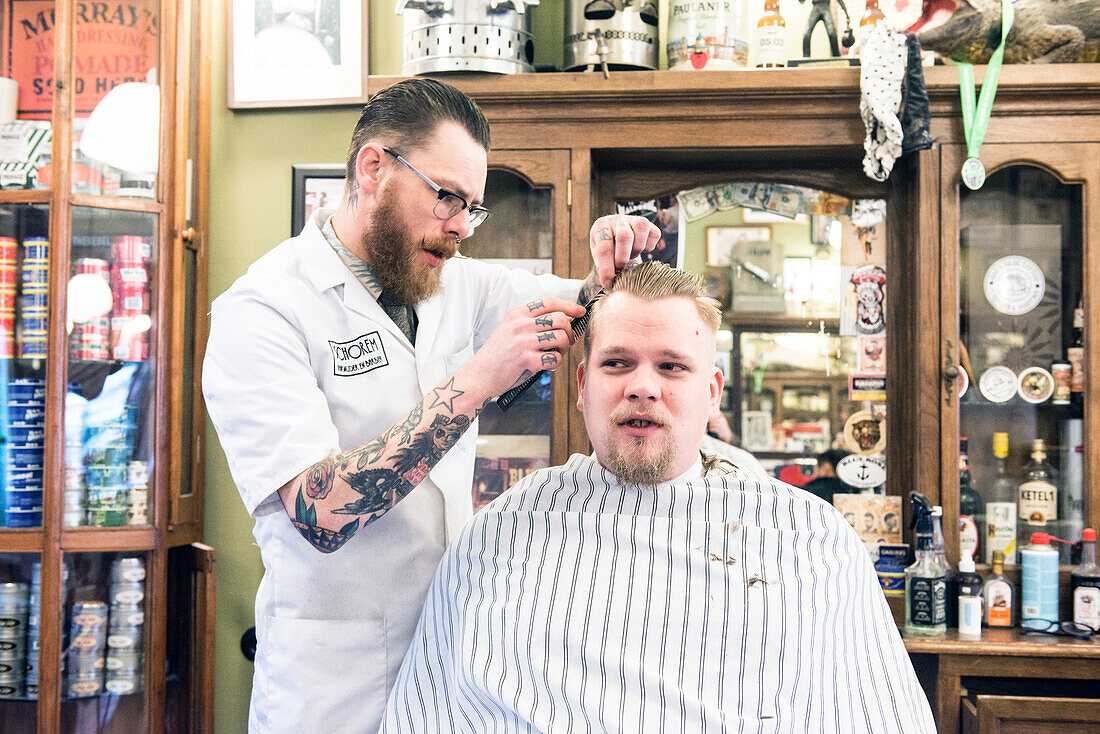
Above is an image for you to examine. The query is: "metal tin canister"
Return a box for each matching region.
[103,649,142,671]
[0,583,29,633]
[0,672,24,698]
[110,581,144,606]
[110,236,152,264]
[74,258,110,278]
[110,558,146,584]
[70,601,108,631]
[104,673,142,695]
[21,237,49,261]
[8,378,46,401]
[109,606,144,627]
[66,673,103,697]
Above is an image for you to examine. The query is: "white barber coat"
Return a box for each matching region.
[202,209,578,734]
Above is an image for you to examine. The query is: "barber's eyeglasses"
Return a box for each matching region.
[383,147,491,229]
[1020,619,1097,640]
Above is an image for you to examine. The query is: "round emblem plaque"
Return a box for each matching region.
[983,255,1045,316]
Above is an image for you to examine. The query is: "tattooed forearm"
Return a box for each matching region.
[291,490,361,554]
[427,377,464,413]
[282,372,485,553]
[305,457,337,499]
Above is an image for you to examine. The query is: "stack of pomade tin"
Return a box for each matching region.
[102,557,144,694]
[0,581,29,698]
[67,599,108,697]
[66,557,145,697]
[109,236,151,362]
[83,411,136,527]
[4,377,46,527]
[0,237,15,357]
[18,237,48,359]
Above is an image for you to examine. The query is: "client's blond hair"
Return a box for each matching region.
[582,262,722,358]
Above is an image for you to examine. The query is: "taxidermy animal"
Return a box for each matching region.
[910,0,1100,63]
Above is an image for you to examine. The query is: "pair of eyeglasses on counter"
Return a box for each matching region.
[1020,619,1098,640]
[383,146,491,229]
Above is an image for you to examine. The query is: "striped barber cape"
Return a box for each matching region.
[381,453,935,733]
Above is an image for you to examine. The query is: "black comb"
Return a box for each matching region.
[496,305,594,412]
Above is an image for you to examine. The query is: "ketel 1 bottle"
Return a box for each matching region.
[906,492,948,636]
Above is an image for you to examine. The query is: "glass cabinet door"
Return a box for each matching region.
[457,151,570,510]
[944,144,1091,565]
[59,552,148,733]
[0,204,50,530]
[0,553,40,733]
[65,208,156,529]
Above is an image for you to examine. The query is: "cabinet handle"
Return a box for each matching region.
[181,227,196,243]
[943,362,959,405]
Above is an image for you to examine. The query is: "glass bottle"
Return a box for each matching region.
[1018,439,1058,556]
[755,0,786,68]
[956,555,984,637]
[860,0,886,27]
[983,550,1015,627]
[905,500,948,636]
[985,432,1019,564]
[1071,528,1100,630]
[1067,299,1084,410]
[958,437,984,560]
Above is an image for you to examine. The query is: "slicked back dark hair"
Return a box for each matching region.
[344,78,491,192]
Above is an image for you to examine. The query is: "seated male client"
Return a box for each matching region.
[381,261,934,733]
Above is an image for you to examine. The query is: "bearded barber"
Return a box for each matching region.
[202,77,658,734]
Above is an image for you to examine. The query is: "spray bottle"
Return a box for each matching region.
[1020,532,1065,630]
[906,492,948,635]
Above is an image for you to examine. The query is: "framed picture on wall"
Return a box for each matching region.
[291,164,344,235]
[228,0,369,108]
[705,226,771,266]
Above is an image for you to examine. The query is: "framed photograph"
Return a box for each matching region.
[228,0,369,109]
[705,225,770,266]
[741,410,773,451]
[291,164,344,235]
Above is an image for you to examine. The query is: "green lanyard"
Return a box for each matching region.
[957,0,1014,190]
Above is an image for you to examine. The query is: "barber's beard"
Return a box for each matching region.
[603,407,676,487]
[362,192,458,306]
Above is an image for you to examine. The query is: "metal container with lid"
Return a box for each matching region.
[398,0,538,75]
[564,0,658,71]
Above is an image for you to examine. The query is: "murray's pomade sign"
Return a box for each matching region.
[4,0,158,118]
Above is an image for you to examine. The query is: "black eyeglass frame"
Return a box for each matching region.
[382,146,490,229]
[1020,619,1097,640]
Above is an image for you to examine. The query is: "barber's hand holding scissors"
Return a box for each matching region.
[588,214,662,289]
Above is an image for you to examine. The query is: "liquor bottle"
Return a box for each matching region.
[1017,439,1058,553]
[755,0,786,68]
[860,0,885,27]
[983,550,1015,627]
[958,438,984,560]
[1071,528,1100,630]
[1067,299,1084,410]
[906,492,948,636]
[985,432,1018,564]
[956,555,983,637]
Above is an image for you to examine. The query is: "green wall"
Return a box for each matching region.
[204,1,846,731]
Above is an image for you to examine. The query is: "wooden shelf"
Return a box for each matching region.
[904,628,1100,658]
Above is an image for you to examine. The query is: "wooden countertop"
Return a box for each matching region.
[903,628,1100,657]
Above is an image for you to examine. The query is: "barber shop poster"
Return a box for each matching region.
[3,0,159,118]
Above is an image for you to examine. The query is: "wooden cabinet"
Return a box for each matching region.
[0,0,212,729]
[368,64,1100,730]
